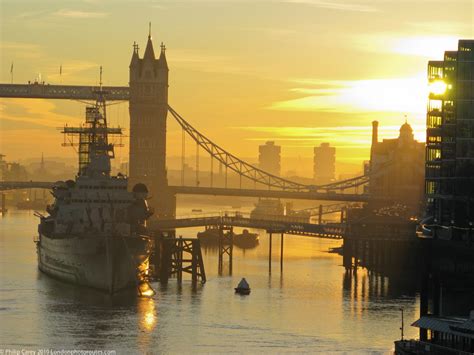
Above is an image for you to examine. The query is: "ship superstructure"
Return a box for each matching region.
[36,87,153,293]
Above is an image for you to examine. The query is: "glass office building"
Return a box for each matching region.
[426,40,474,239]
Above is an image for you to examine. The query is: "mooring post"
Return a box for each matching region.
[318,205,323,224]
[343,237,352,270]
[269,231,272,274]
[218,225,223,274]
[280,232,284,272]
[191,243,198,286]
[353,239,359,270]
[229,226,234,275]
[177,237,183,283]
[160,238,170,284]
[1,193,5,215]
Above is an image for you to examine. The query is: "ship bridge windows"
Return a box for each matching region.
[70,198,131,203]
[77,185,127,190]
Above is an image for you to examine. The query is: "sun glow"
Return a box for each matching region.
[271,74,429,115]
[429,80,448,95]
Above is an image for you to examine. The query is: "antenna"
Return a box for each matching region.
[99,66,103,89]
[148,22,152,38]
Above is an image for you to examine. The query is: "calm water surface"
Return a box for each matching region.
[0,207,420,353]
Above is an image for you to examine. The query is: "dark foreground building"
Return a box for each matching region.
[426,39,474,239]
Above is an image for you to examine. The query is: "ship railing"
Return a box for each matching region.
[396,339,473,355]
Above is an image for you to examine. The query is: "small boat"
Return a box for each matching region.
[197,228,234,245]
[234,229,259,249]
[192,209,203,212]
[197,228,220,244]
[235,278,251,295]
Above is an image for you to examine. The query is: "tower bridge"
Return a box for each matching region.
[0,30,377,219]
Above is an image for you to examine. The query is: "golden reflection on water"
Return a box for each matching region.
[138,297,157,332]
[137,296,157,352]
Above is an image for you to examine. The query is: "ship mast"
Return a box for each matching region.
[61,67,123,177]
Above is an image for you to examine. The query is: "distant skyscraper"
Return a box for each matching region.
[259,141,281,176]
[314,143,335,184]
[426,39,474,239]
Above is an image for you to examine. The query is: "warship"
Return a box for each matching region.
[35,89,153,293]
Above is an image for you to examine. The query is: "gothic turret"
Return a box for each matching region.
[128,27,174,219]
[157,42,169,85]
[143,34,156,62]
[129,42,140,82]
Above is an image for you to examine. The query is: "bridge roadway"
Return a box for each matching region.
[0,181,369,203]
[0,83,129,100]
[170,185,369,202]
[151,213,344,239]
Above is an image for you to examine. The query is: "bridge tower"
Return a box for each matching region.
[129,29,176,218]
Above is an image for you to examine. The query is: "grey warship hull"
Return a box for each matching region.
[37,233,152,293]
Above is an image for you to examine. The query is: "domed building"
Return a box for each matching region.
[368,120,425,215]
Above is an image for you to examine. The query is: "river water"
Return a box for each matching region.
[0,206,420,353]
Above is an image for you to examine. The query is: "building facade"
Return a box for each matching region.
[129,32,175,218]
[258,141,281,176]
[426,39,474,239]
[369,121,425,215]
[313,143,335,185]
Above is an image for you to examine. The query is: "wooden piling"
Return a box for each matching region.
[217,225,233,275]
[156,236,206,285]
[280,233,284,272]
[343,238,352,270]
[269,232,272,274]
[1,193,5,215]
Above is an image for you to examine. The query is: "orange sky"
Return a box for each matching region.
[1,0,473,175]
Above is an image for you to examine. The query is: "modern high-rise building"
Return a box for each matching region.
[313,143,335,184]
[426,39,474,239]
[259,141,281,176]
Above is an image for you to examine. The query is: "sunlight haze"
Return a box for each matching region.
[1,0,472,175]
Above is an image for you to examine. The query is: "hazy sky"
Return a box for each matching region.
[1,0,473,173]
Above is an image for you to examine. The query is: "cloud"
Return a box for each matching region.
[169,49,249,75]
[283,0,377,12]
[53,9,108,19]
[233,123,426,147]
[353,34,462,58]
[0,99,81,129]
[45,60,99,84]
[269,75,428,116]
[0,42,43,59]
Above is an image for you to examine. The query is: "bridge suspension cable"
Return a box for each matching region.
[168,105,386,193]
[168,106,309,192]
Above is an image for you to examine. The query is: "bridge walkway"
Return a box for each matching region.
[151,212,345,239]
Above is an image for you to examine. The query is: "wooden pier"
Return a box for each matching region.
[342,215,420,274]
[151,233,206,286]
